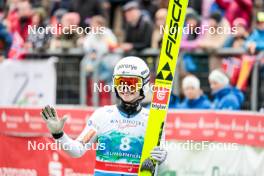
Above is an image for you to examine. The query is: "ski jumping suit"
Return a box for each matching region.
[56,105,149,176]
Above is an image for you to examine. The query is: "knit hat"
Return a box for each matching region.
[123,1,139,11]
[233,17,247,27]
[182,75,200,89]
[209,70,229,86]
[257,12,264,23]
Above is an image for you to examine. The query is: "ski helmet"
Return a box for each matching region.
[113,56,150,99]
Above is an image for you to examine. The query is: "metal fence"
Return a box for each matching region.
[26,49,83,104]
[25,48,264,111]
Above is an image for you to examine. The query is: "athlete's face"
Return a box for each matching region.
[118,88,141,103]
[114,76,142,103]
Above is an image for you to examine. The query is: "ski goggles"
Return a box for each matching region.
[113,75,143,92]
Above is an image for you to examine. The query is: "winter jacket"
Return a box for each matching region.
[178,95,211,109]
[212,85,244,110]
[0,23,12,57]
[169,93,180,109]
[124,14,153,51]
[245,29,264,52]
[216,0,253,28]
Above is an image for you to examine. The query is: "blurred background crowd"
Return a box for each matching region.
[0,0,263,111]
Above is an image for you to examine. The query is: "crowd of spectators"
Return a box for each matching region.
[0,0,263,110]
[169,70,245,110]
[0,0,262,56]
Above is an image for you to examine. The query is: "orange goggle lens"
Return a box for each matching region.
[114,76,143,92]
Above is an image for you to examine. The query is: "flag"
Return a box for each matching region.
[236,55,255,91]
[222,57,241,86]
[8,32,27,60]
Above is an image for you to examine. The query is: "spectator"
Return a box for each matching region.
[0,22,12,57]
[8,0,33,41]
[120,1,153,52]
[49,12,81,50]
[50,0,74,16]
[180,9,201,73]
[202,0,215,18]
[6,0,20,31]
[245,12,264,55]
[83,15,118,59]
[82,15,119,84]
[188,0,203,15]
[197,11,230,70]
[169,92,180,109]
[49,8,67,32]
[224,18,249,49]
[107,0,131,28]
[209,69,244,110]
[198,11,229,50]
[81,15,119,105]
[215,0,253,28]
[178,75,211,109]
[73,0,103,28]
[222,18,249,88]
[26,8,51,51]
[151,8,167,49]
[139,0,159,19]
[82,15,119,81]
[181,8,201,50]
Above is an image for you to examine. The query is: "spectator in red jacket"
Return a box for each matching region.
[7,1,33,41]
[215,0,253,28]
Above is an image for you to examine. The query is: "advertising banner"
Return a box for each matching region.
[0,59,56,106]
[0,107,264,175]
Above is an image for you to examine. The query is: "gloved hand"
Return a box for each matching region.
[150,146,167,164]
[41,105,68,134]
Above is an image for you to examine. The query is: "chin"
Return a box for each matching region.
[122,98,133,102]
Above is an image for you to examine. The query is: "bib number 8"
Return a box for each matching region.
[120,137,131,151]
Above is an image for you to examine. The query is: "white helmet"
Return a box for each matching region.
[113,56,150,94]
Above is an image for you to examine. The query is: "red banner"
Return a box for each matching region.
[1,107,264,147]
[166,110,264,147]
[0,135,95,175]
[0,107,93,137]
[0,107,264,175]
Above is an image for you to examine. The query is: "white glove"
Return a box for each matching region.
[150,146,167,164]
[41,105,68,134]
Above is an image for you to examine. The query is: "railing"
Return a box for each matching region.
[25,48,264,111]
